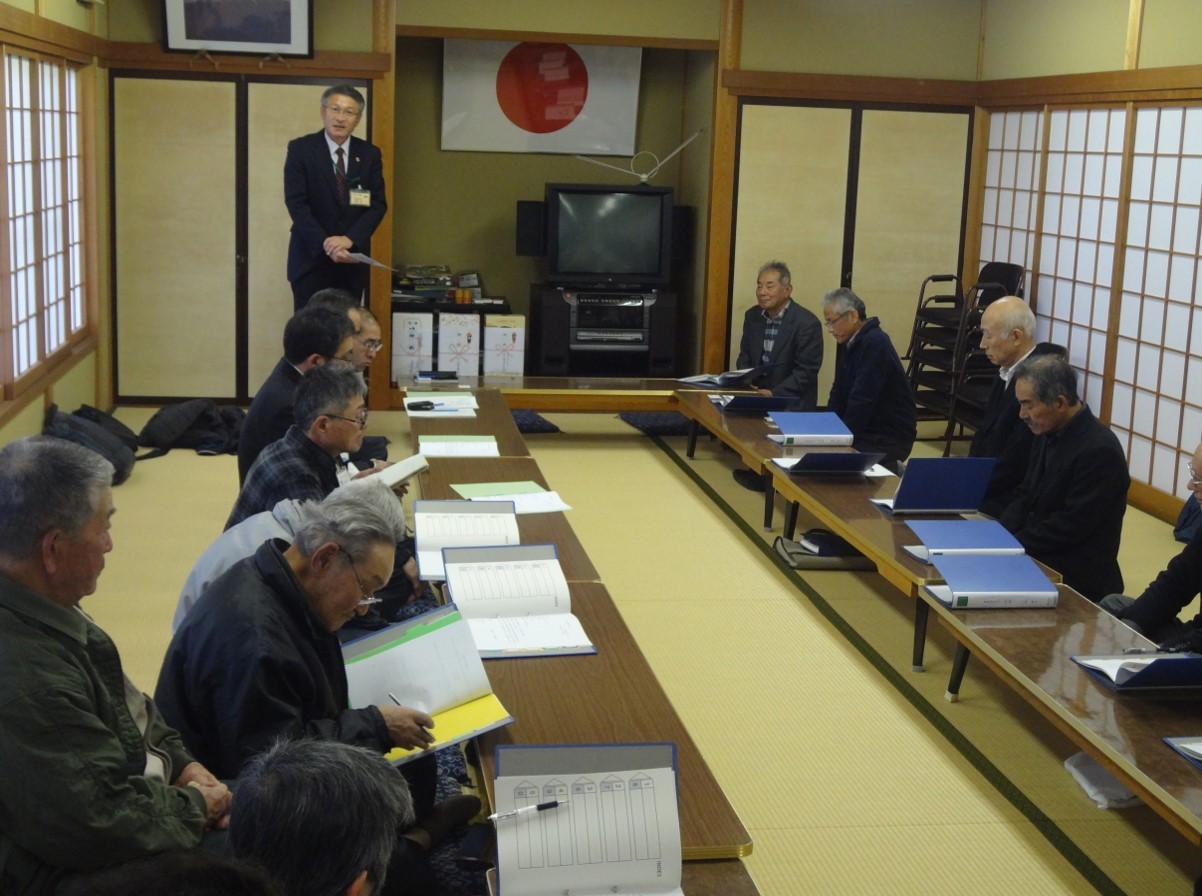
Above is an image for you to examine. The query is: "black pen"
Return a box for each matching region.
[487,800,568,822]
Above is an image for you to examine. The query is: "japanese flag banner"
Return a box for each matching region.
[441,39,642,155]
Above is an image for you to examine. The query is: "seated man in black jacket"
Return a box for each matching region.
[998,354,1129,601]
[969,296,1064,517]
[156,483,477,896]
[822,287,916,472]
[238,306,354,485]
[1100,440,1202,644]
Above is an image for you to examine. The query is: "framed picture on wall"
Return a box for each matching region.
[162,0,313,58]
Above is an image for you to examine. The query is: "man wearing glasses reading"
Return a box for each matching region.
[285,84,387,311]
[156,485,480,895]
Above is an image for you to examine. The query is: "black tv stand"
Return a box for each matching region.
[529,285,676,377]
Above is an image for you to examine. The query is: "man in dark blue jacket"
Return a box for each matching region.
[822,287,916,471]
[285,84,387,311]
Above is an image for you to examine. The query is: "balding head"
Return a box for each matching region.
[979,296,1036,369]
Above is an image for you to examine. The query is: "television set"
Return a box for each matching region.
[544,183,673,288]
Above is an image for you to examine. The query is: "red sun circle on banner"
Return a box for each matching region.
[495,42,588,134]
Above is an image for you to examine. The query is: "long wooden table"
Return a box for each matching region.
[674,389,785,530]
[476,582,752,859]
[410,391,755,869]
[922,582,1202,844]
[405,387,530,456]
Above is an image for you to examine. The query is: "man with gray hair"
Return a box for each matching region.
[231,739,415,896]
[998,354,1129,600]
[0,436,230,894]
[969,296,1065,515]
[156,483,478,893]
[821,287,916,471]
[731,261,823,490]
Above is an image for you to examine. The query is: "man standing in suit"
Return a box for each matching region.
[999,354,1129,601]
[969,296,1064,516]
[731,260,823,490]
[285,85,387,311]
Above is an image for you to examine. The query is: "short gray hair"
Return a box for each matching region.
[293,364,366,432]
[0,436,113,562]
[320,84,365,113]
[758,260,791,286]
[821,287,866,320]
[292,478,405,561]
[1013,354,1080,406]
[231,739,413,896]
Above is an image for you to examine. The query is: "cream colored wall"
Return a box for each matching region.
[392,38,698,318]
[395,0,720,42]
[1139,0,1202,69]
[980,0,1129,80]
[315,0,374,51]
[107,0,158,42]
[740,0,982,79]
[677,50,717,372]
[41,0,100,32]
[0,397,47,443]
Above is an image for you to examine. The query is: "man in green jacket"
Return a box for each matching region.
[0,436,230,894]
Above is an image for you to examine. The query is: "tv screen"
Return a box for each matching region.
[545,184,673,288]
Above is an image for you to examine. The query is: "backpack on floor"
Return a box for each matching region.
[42,404,136,485]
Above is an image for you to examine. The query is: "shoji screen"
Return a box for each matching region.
[1115,105,1202,495]
[979,109,1042,272]
[1036,107,1127,412]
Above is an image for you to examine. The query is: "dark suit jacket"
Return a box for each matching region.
[284,130,387,285]
[238,358,302,485]
[826,317,916,467]
[998,405,1129,601]
[735,300,823,409]
[971,342,1064,517]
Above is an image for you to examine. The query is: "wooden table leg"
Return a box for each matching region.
[686,420,700,458]
[784,501,799,540]
[762,476,774,531]
[912,600,929,672]
[945,644,971,702]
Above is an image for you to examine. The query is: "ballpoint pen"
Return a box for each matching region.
[487,800,568,822]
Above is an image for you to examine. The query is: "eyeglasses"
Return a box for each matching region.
[359,339,384,353]
[824,310,850,331]
[339,546,381,607]
[1189,464,1200,485]
[323,104,361,118]
[327,407,369,428]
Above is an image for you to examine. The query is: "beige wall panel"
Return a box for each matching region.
[51,352,99,417]
[247,83,328,393]
[0,398,46,444]
[108,0,159,43]
[1139,0,1202,69]
[741,0,982,79]
[730,105,850,389]
[678,50,717,372]
[315,0,374,51]
[42,0,94,31]
[851,109,969,359]
[395,0,721,42]
[114,78,236,396]
[980,0,1128,79]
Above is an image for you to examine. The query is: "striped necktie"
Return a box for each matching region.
[335,147,347,205]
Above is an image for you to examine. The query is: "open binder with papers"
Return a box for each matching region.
[490,743,683,896]
[443,543,595,658]
[1164,736,1202,772]
[1072,653,1202,691]
[342,605,514,764]
[677,362,775,388]
[413,499,519,581]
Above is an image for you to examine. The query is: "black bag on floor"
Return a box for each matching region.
[72,404,140,452]
[43,404,136,485]
[138,399,245,457]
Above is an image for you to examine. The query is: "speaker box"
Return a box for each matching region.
[647,290,677,376]
[530,286,570,375]
[515,201,546,256]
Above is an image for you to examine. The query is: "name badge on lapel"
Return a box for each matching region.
[349,188,371,207]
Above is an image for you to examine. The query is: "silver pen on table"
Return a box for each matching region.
[487,800,568,822]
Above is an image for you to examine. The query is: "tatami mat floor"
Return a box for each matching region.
[93,407,1198,895]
